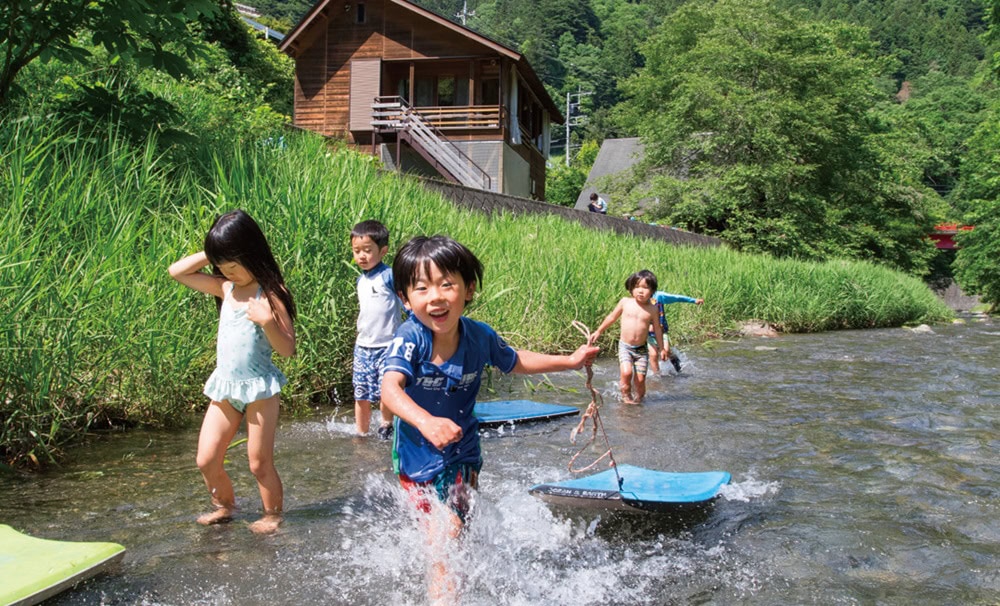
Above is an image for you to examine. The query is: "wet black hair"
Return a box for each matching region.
[625,269,658,293]
[392,235,483,298]
[204,210,296,321]
[350,220,390,248]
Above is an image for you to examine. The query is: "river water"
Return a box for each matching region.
[1,318,997,605]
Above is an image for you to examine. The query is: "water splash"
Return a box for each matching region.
[719,476,780,502]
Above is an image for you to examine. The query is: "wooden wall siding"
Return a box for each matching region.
[294,28,328,133]
[382,3,489,60]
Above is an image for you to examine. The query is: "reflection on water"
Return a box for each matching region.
[1,317,997,604]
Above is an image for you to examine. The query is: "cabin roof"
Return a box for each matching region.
[280,0,562,122]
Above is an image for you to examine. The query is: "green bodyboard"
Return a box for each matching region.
[0,524,125,606]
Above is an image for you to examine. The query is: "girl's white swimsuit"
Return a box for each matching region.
[203,284,286,411]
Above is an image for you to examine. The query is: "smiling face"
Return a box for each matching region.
[217,260,255,287]
[400,260,475,341]
[630,278,653,304]
[351,235,387,272]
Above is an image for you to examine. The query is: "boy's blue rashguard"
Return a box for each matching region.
[651,291,699,333]
[383,315,519,483]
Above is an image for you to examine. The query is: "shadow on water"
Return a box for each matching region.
[544,501,720,542]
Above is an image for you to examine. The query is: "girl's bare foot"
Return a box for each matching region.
[197,507,234,525]
[248,513,282,534]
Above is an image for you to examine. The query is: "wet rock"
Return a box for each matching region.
[908,324,934,334]
[739,320,779,338]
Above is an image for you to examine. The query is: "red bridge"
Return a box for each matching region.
[929,223,973,250]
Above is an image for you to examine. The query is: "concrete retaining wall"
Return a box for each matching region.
[420,178,722,248]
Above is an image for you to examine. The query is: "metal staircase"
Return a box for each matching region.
[372,96,493,191]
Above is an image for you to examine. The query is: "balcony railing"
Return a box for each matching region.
[386,104,502,130]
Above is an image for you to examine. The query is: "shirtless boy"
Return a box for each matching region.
[589,269,666,404]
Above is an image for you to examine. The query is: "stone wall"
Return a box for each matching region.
[420,178,722,248]
[933,279,982,312]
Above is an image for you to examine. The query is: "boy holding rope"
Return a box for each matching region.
[380,235,598,604]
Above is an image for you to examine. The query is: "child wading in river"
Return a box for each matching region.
[589,269,665,404]
[169,210,296,534]
[380,235,598,603]
[350,219,405,437]
[648,290,704,374]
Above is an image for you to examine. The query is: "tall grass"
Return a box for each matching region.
[0,120,951,466]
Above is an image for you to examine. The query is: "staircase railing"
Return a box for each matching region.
[372,96,492,191]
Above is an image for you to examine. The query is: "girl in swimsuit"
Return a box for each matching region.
[169,210,296,534]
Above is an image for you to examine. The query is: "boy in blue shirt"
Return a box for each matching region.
[381,235,598,603]
[648,290,704,374]
[350,220,405,437]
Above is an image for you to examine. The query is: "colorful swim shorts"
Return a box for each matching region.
[399,461,482,522]
[618,340,649,376]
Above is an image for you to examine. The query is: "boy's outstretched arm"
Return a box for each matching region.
[589,300,624,345]
[381,370,462,449]
[513,344,599,374]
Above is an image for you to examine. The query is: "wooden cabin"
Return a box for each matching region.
[279,0,563,200]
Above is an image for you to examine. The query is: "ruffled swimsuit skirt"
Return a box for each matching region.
[203,286,287,409]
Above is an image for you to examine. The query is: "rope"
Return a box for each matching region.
[567,321,624,491]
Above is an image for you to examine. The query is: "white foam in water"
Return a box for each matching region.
[324,471,761,604]
[718,476,780,502]
[324,413,364,435]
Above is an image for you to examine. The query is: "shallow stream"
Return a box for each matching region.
[1,317,997,604]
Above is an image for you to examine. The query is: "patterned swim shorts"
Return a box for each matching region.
[353,344,388,401]
[399,461,482,523]
[618,340,649,376]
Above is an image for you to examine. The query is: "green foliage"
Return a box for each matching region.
[616,0,941,274]
[545,162,588,207]
[545,140,599,207]
[248,0,314,24]
[9,32,288,164]
[787,0,987,79]
[0,0,219,104]
[952,98,1000,310]
[195,8,295,115]
[952,202,1000,311]
[884,71,989,199]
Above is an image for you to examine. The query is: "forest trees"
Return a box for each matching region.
[0,0,219,104]
[949,0,1000,311]
[616,0,940,273]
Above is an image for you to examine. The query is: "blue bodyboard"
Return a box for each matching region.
[530,464,731,512]
[474,400,579,427]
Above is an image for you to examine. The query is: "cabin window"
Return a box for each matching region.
[480,78,499,104]
[356,2,366,23]
[455,77,470,106]
[397,78,409,102]
[438,77,456,106]
[415,77,434,106]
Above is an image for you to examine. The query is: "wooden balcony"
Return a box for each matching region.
[399,105,502,130]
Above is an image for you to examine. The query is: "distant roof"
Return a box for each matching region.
[241,15,285,42]
[575,138,645,210]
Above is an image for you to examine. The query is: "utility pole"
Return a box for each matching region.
[565,87,592,166]
[456,0,474,25]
